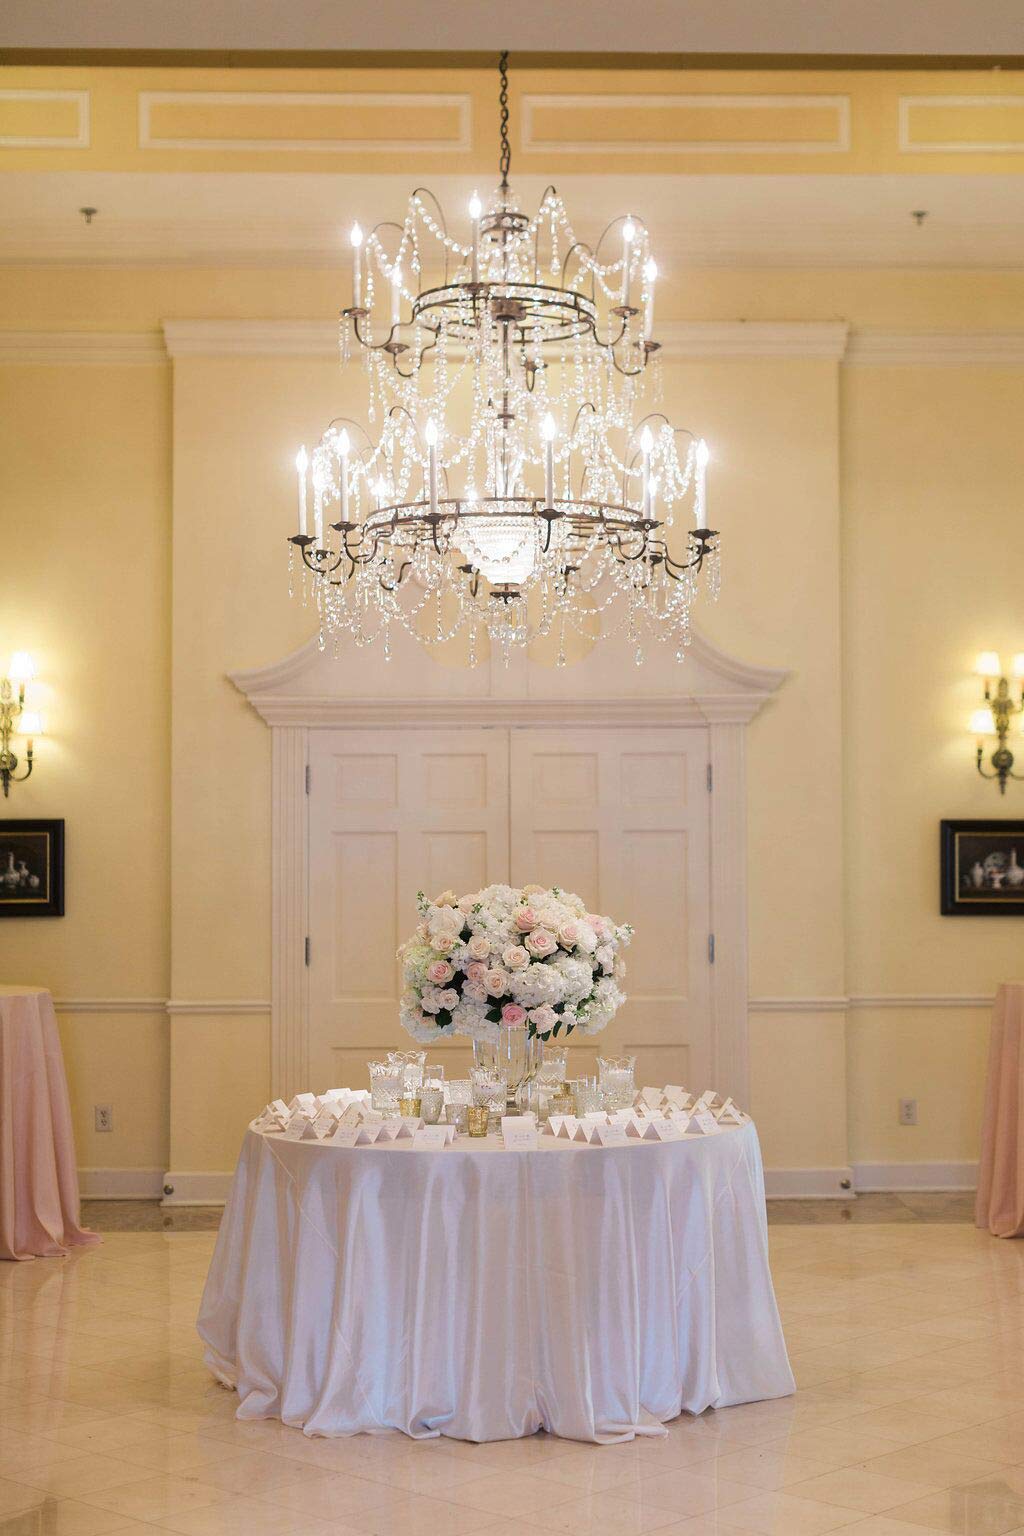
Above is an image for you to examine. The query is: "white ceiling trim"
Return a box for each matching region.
[0,331,168,365]
[846,331,1024,365]
[161,317,849,360]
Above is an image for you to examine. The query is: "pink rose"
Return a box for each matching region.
[529,1005,558,1033]
[436,989,459,1010]
[467,934,491,961]
[557,922,579,948]
[434,933,456,954]
[588,915,611,941]
[596,944,614,970]
[525,928,557,957]
[514,905,539,932]
[502,944,530,971]
[466,961,488,984]
[484,968,510,997]
[463,981,487,1003]
[501,1003,527,1027]
[426,960,454,985]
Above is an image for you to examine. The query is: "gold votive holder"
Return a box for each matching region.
[549,1087,575,1117]
[466,1105,489,1137]
[398,1095,422,1118]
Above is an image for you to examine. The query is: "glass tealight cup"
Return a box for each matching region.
[398,1095,422,1118]
[467,1105,489,1137]
[368,1059,402,1113]
[598,1055,636,1112]
[419,1085,444,1124]
[388,1049,427,1092]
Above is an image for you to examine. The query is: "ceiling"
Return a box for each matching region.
[2,0,1023,59]
[2,170,1023,270]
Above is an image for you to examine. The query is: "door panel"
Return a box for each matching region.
[510,728,711,1089]
[308,729,509,1089]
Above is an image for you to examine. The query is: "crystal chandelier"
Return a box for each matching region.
[289,51,719,665]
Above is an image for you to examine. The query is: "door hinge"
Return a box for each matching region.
[305,764,311,795]
[706,763,713,792]
[304,936,311,967]
[708,933,715,964]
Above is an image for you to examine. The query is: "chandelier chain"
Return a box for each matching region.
[498,49,511,189]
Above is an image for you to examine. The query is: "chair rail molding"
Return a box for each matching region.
[231,627,788,1104]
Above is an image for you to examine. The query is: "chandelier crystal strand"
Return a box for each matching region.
[287,52,719,663]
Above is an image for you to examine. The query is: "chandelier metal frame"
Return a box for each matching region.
[288,50,720,665]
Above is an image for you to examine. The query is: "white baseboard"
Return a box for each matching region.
[161,1170,233,1206]
[78,1167,164,1200]
[764,1167,855,1199]
[852,1160,978,1193]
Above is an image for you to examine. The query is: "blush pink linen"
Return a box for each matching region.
[0,985,99,1261]
[976,982,1024,1239]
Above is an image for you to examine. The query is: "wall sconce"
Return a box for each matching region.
[973,651,1024,794]
[0,653,44,798]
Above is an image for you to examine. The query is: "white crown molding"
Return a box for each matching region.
[162,317,849,362]
[846,332,1024,366]
[0,331,167,366]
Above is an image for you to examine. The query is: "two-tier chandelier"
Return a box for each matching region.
[289,51,719,665]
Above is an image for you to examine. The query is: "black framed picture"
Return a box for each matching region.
[0,819,65,917]
[941,819,1024,915]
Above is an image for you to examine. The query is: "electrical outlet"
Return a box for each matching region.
[898,1097,918,1127]
[94,1104,113,1133]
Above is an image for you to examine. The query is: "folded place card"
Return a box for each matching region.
[326,1124,360,1149]
[655,1118,684,1140]
[501,1116,539,1151]
[288,1093,318,1113]
[355,1122,386,1145]
[663,1085,690,1108]
[640,1085,664,1109]
[337,1103,364,1126]
[715,1097,744,1124]
[412,1125,452,1150]
[689,1110,720,1136]
[551,1115,581,1139]
[595,1122,629,1147]
[698,1089,723,1109]
[311,1106,339,1139]
[392,1117,422,1140]
[581,1111,608,1124]
[282,1113,317,1141]
[268,1099,289,1119]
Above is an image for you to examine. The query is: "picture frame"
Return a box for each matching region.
[940,819,1024,916]
[0,819,65,918]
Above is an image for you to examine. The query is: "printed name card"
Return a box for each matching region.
[715,1097,744,1124]
[548,1115,581,1140]
[282,1113,317,1141]
[640,1086,665,1109]
[689,1110,720,1136]
[268,1099,289,1119]
[288,1092,318,1113]
[326,1124,360,1149]
[501,1116,539,1151]
[595,1122,629,1147]
[311,1107,339,1139]
[412,1125,454,1150]
[663,1085,691,1109]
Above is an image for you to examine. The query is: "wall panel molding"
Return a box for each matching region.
[846,332,1024,366]
[0,88,90,148]
[750,993,994,1011]
[78,1167,164,1199]
[899,94,1024,154]
[138,89,472,154]
[522,92,851,156]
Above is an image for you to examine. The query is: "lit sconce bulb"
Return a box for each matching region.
[971,708,997,736]
[642,257,658,340]
[8,652,35,683]
[695,438,709,526]
[623,219,636,244]
[295,446,308,475]
[1012,653,1024,678]
[640,425,654,453]
[644,257,658,283]
[19,711,43,738]
[336,428,350,457]
[349,222,364,308]
[294,447,308,537]
[349,222,363,249]
[696,438,710,471]
[976,651,1002,677]
[468,192,482,221]
[336,429,350,520]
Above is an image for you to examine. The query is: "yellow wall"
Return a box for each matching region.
[1,261,1021,1187]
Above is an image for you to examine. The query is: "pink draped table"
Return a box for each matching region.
[0,985,98,1261]
[976,982,1024,1239]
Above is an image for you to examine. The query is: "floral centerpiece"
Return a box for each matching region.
[398,884,632,1046]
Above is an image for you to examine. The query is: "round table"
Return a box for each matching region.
[0,985,98,1262]
[199,1117,793,1444]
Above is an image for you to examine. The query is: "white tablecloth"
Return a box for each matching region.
[198,1121,794,1444]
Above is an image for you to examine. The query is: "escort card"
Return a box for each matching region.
[268,1099,289,1119]
[412,1125,451,1150]
[654,1118,683,1141]
[689,1110,719,1136]
[282,1113,316,1141]
[663,1085,690,1108]
[715,1097,744,1124]
[288,1093,318,1113]
[326,1124,360,1149]
[311,1106,339,1139]
[501,1117,539,1151]
[337,1103,364,1126]
[640,1086,664,1108]
[551,1115,581,1139]
[595,1122,629,1147]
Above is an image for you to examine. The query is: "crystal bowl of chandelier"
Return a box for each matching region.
[288,180,720,665]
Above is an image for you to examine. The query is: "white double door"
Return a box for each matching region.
[307,725,712,1091]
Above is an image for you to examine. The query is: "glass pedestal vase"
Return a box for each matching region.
[474,1028,542,1113]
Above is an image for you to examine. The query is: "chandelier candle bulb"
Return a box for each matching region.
[295,447,308,537]
[469,191,482,284]
[391,265,401,329]
[541,412,556,507]
[313,466,324,550]
[622,218,635,304]
[695,439,709,526]
[337,429,350,522]
[640,424,653,518]
[643,258,657,339]
[425,420,439,514]
[350,223,363,309]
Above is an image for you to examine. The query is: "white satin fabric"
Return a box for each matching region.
[198,1122,794,1444]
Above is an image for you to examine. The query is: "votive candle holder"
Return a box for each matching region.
[398,1095,422,1118]
[467,1106,489,1137]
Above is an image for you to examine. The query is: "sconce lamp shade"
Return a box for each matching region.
[1012,654,1024,678]
[18,711,43,738]
[971,708,997,736]
[8,652,35,683]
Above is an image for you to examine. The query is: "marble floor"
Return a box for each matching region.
[4,1218,1024,1536]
